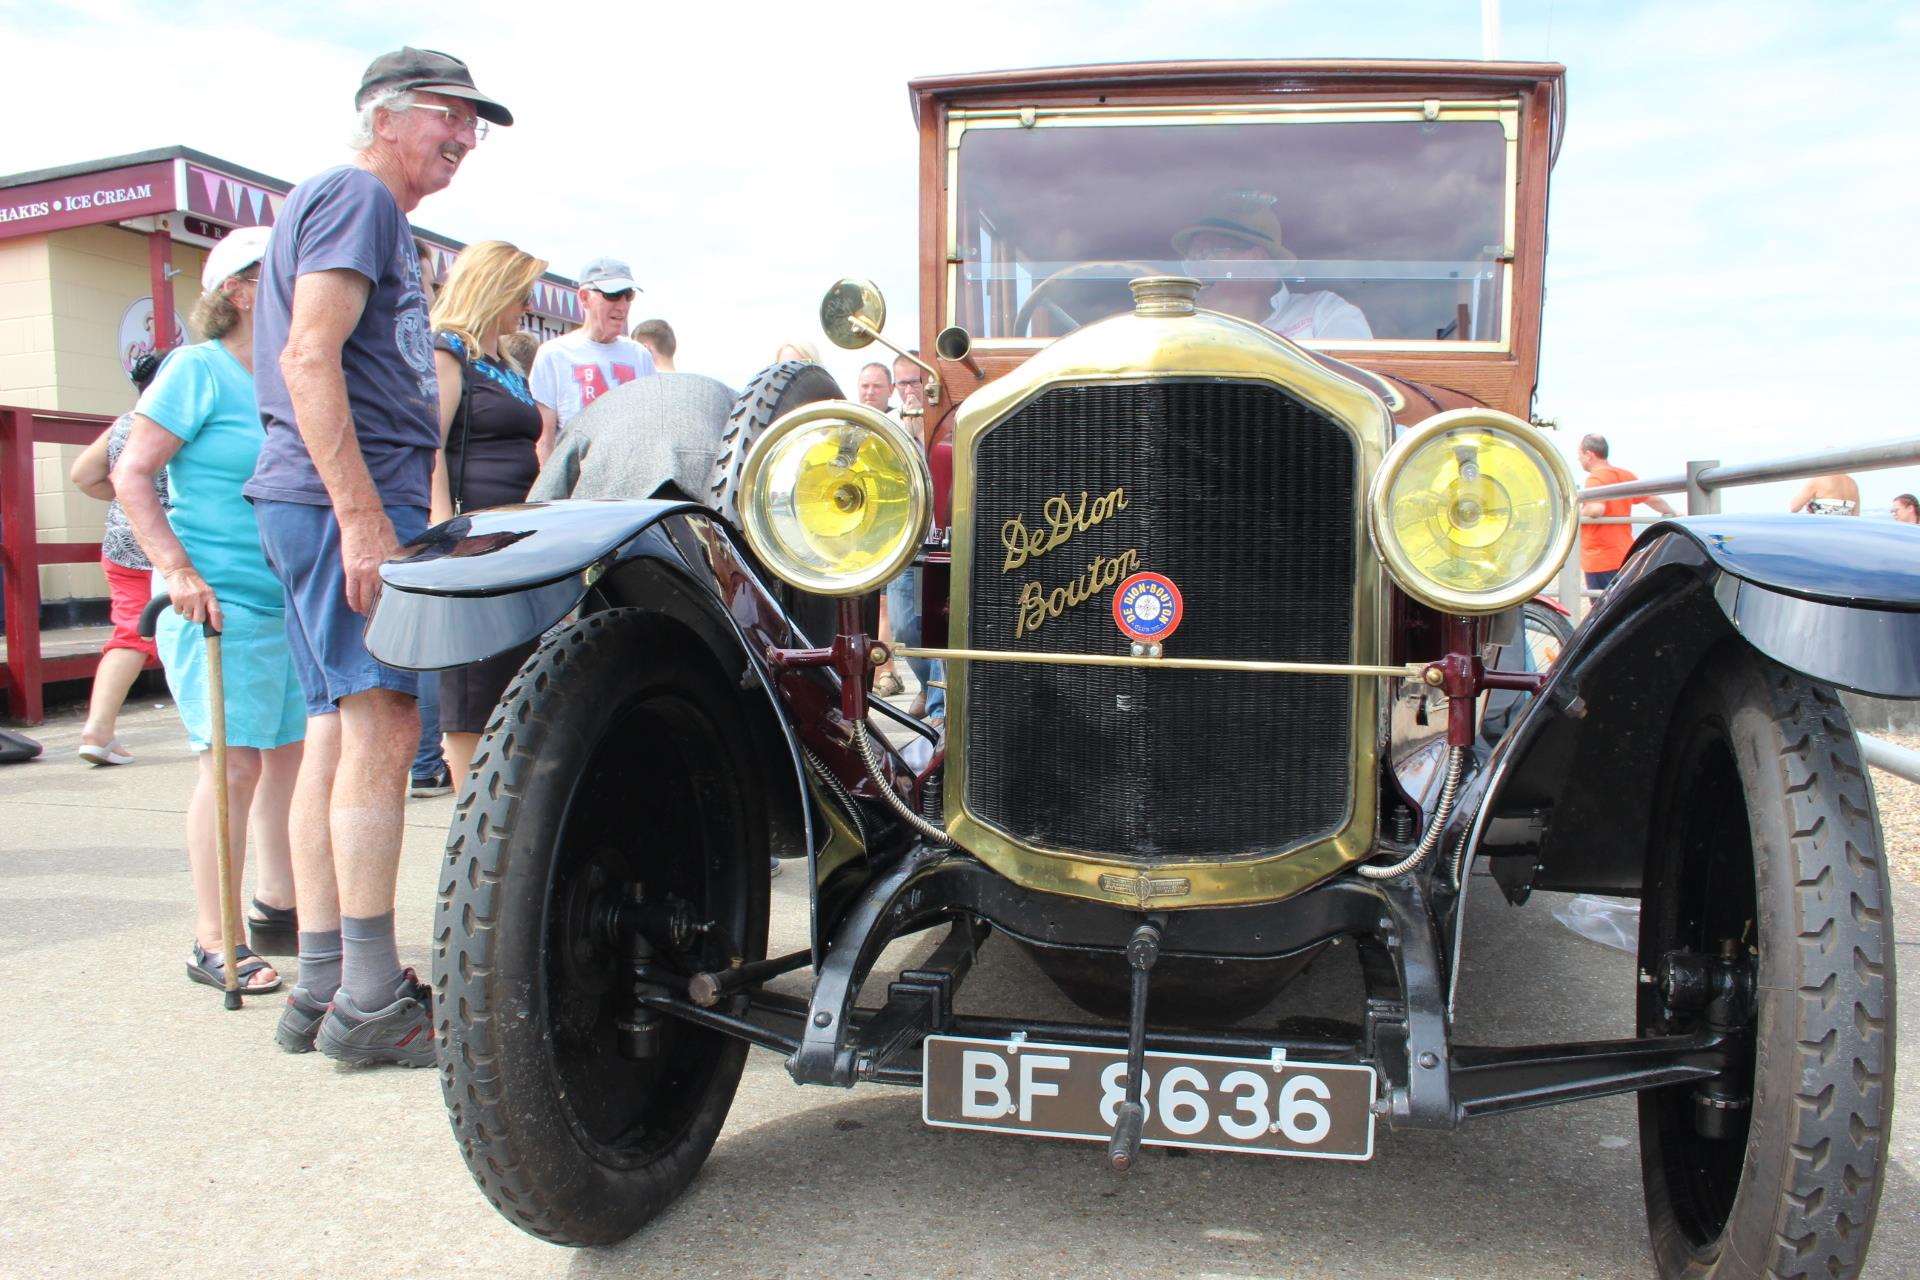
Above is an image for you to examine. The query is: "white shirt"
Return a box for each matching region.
[528,330,658,430]
[1261,285,1373,341]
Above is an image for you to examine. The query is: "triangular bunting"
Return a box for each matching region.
[196,168,222,212]
[224,179,244,216]
[267,193,284,216]
[247,188,266,223]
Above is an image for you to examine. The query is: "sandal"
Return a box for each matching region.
[187,941,282,995]
[246,899,299,957]
[78,740,134,766]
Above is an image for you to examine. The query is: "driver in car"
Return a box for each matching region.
[1173,190,1372,341]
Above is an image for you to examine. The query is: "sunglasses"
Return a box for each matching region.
[594,289,635,302]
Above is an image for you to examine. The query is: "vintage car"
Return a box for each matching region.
[368,60,1908,1278]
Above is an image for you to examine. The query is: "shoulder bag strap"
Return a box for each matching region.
[452,340,476,515]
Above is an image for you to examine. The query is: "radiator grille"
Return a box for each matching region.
[963,380,1356,860]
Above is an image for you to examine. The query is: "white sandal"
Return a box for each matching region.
[78,740,134,766]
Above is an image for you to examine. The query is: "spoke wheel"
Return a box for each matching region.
[1521,598,1572,671]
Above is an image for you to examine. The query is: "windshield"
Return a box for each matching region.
[949,106,1515,347]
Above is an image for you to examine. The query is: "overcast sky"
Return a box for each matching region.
[7,0,1916,513]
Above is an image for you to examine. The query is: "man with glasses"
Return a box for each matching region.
[529,258,656,451]
[890,354,926,427]
[245,47,511,1066]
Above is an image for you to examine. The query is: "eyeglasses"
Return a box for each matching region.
[398,102,488,142]
[594,289,635,302]
[894,373,923,386]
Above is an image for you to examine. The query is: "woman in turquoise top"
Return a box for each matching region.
[114,226,305,998]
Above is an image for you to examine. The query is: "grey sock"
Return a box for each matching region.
[340,911,403,1011]
[296,929,343,1002]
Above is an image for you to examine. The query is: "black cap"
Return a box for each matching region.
[356,47,513,127]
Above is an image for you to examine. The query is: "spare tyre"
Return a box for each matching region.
[708,360,846,643]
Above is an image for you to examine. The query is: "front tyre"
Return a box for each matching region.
[435,610,770,1246]
[1639,651,1894,1279]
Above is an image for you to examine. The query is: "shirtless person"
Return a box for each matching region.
[1789,473,1861,516]
[1173,190,1371,341]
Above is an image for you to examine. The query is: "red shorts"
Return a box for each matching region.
[102,556,157,660]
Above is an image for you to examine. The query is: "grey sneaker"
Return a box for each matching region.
[275,986,331,1054]
[409,765,453,798]
[315,972,435,1068]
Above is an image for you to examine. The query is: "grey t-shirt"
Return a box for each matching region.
[244,165,437,510]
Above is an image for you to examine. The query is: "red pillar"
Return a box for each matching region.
[148,223,175,354]
[0,408,44,722]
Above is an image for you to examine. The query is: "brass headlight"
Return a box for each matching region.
[737,401,931,596]
[1368,409,1577,614]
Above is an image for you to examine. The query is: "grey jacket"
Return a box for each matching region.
[527,372,737,503]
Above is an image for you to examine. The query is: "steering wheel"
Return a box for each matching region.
[1012,260,1162,338]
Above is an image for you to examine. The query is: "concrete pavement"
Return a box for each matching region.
[2,698,1915,1279]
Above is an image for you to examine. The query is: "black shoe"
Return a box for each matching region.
[409,764,453,798]
[316,971,435,1068]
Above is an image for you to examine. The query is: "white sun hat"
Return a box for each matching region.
[201,225,273,293]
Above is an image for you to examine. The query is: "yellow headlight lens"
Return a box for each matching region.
[739,401,931,596]
[1369,410,1576,613]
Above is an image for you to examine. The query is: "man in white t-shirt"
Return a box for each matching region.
[529,257,656,454]
[1172,191,1371,342]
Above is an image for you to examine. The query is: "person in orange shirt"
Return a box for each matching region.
[1578,434,1676,591]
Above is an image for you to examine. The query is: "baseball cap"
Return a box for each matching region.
[579,258,641,295]
[356,47,514,127]
[201,225,273,292]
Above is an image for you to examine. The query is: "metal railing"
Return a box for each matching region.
[1548,433,1920,783]
[1552,434,1920,622]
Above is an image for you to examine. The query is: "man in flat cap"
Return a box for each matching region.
[246,47,512,1067]
[1173,190,1372,341]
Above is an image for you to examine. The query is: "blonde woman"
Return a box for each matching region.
[114,226,306,996]
[428,240,548,783]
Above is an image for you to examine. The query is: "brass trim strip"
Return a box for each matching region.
[948,100,1520,123]
[896,645,1419,681]
[963,335,1510,354]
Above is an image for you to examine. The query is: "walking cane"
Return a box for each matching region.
[140,593,243,1010]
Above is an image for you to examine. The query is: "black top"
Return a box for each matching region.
[436,331,541,512]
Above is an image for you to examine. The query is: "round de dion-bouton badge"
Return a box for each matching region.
[1112,571,1185,643]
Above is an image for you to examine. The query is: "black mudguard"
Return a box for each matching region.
[1451,515,1920,903]
[367,498,865,956]
[367,499,713,668]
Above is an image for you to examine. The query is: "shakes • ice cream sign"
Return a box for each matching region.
[0,161,174,237]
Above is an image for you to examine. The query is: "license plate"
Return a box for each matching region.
[922,1035,1376,1160]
